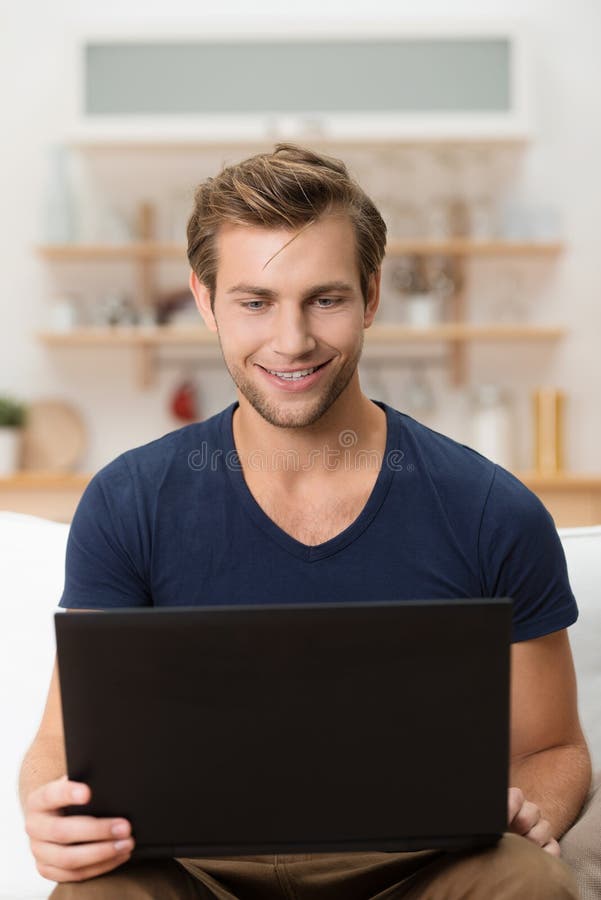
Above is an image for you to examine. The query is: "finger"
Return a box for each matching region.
[524,817,554,848]
[507,787,524,824]
[36,851,132,884]
[510,800,541,834]
[542,838,561,857]
[31,836,135,871]
[27,778,91,814]
[26,812,131,845]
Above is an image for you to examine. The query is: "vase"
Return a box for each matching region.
[40,144,77,243]
[0,427,21,476]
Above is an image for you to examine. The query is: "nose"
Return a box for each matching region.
[270,305,317,359]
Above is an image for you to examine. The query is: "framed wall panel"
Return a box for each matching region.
[70,21,532,143]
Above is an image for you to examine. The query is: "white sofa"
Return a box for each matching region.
[2,511,600,900]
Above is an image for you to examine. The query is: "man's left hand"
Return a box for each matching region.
[507,786,560,856]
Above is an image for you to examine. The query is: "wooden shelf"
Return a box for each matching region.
[37,323,566,390]
[3,470,600,491]
[71,135,531,152]
[37,323,566,347]
[516,472,601,526]
[0,471,601,527]
[516,472,601,491]
[367,324,566,342]
[37,242,186,261]
[0,471,92,522]
[2,470,600,527]
[36,239,564,261]
[0,471,91,489]
[38,326,218,346]
[386,239,564,257]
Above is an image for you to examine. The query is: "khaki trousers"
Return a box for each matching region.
[559,770,601,900]
[49,832,579,899]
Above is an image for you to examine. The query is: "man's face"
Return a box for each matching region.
[191,214,379,429]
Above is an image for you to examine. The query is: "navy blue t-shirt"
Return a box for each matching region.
[59,400,578,643]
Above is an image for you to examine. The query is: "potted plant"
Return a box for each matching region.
[0,395,27,476]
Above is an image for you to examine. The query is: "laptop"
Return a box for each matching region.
[54,599,511,859]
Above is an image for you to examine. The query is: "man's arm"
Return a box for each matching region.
[19,635,135,883]
[19,656,67,810]
[509,628,591,846]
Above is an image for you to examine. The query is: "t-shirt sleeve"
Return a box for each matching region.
[478,465,578,643]
[59,455,152,609]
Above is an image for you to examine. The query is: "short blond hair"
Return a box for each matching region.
[187,142,387,309]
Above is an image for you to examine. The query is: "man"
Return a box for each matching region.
[20,144,591,898]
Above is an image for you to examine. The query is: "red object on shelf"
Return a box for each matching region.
[170,379,200,422]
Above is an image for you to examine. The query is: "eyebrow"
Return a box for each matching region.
[226,280,356,300]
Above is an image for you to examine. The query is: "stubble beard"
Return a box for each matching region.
[220,334,364,429]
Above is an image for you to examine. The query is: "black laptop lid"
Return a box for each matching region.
[55,599,511,857]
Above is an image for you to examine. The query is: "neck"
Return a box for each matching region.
[231,381,387,489]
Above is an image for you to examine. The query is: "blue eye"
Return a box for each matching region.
[314,297,341,308]
[242,300,265,311]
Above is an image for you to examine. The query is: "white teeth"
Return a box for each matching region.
[267,366,317,379]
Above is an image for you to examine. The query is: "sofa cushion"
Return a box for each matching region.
[1,511,69,899]
[558,526,601,769]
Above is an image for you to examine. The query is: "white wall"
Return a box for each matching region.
[1,0,600,473]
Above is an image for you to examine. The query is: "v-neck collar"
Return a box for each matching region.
[219,400,399,563]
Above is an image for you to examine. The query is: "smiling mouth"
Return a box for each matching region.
[257,360,331,380]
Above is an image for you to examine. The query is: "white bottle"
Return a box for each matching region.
[470,385,513,470]
[48,293,79,332]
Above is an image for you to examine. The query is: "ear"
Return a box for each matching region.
[363,269,381,329]
[189,270,218,333]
